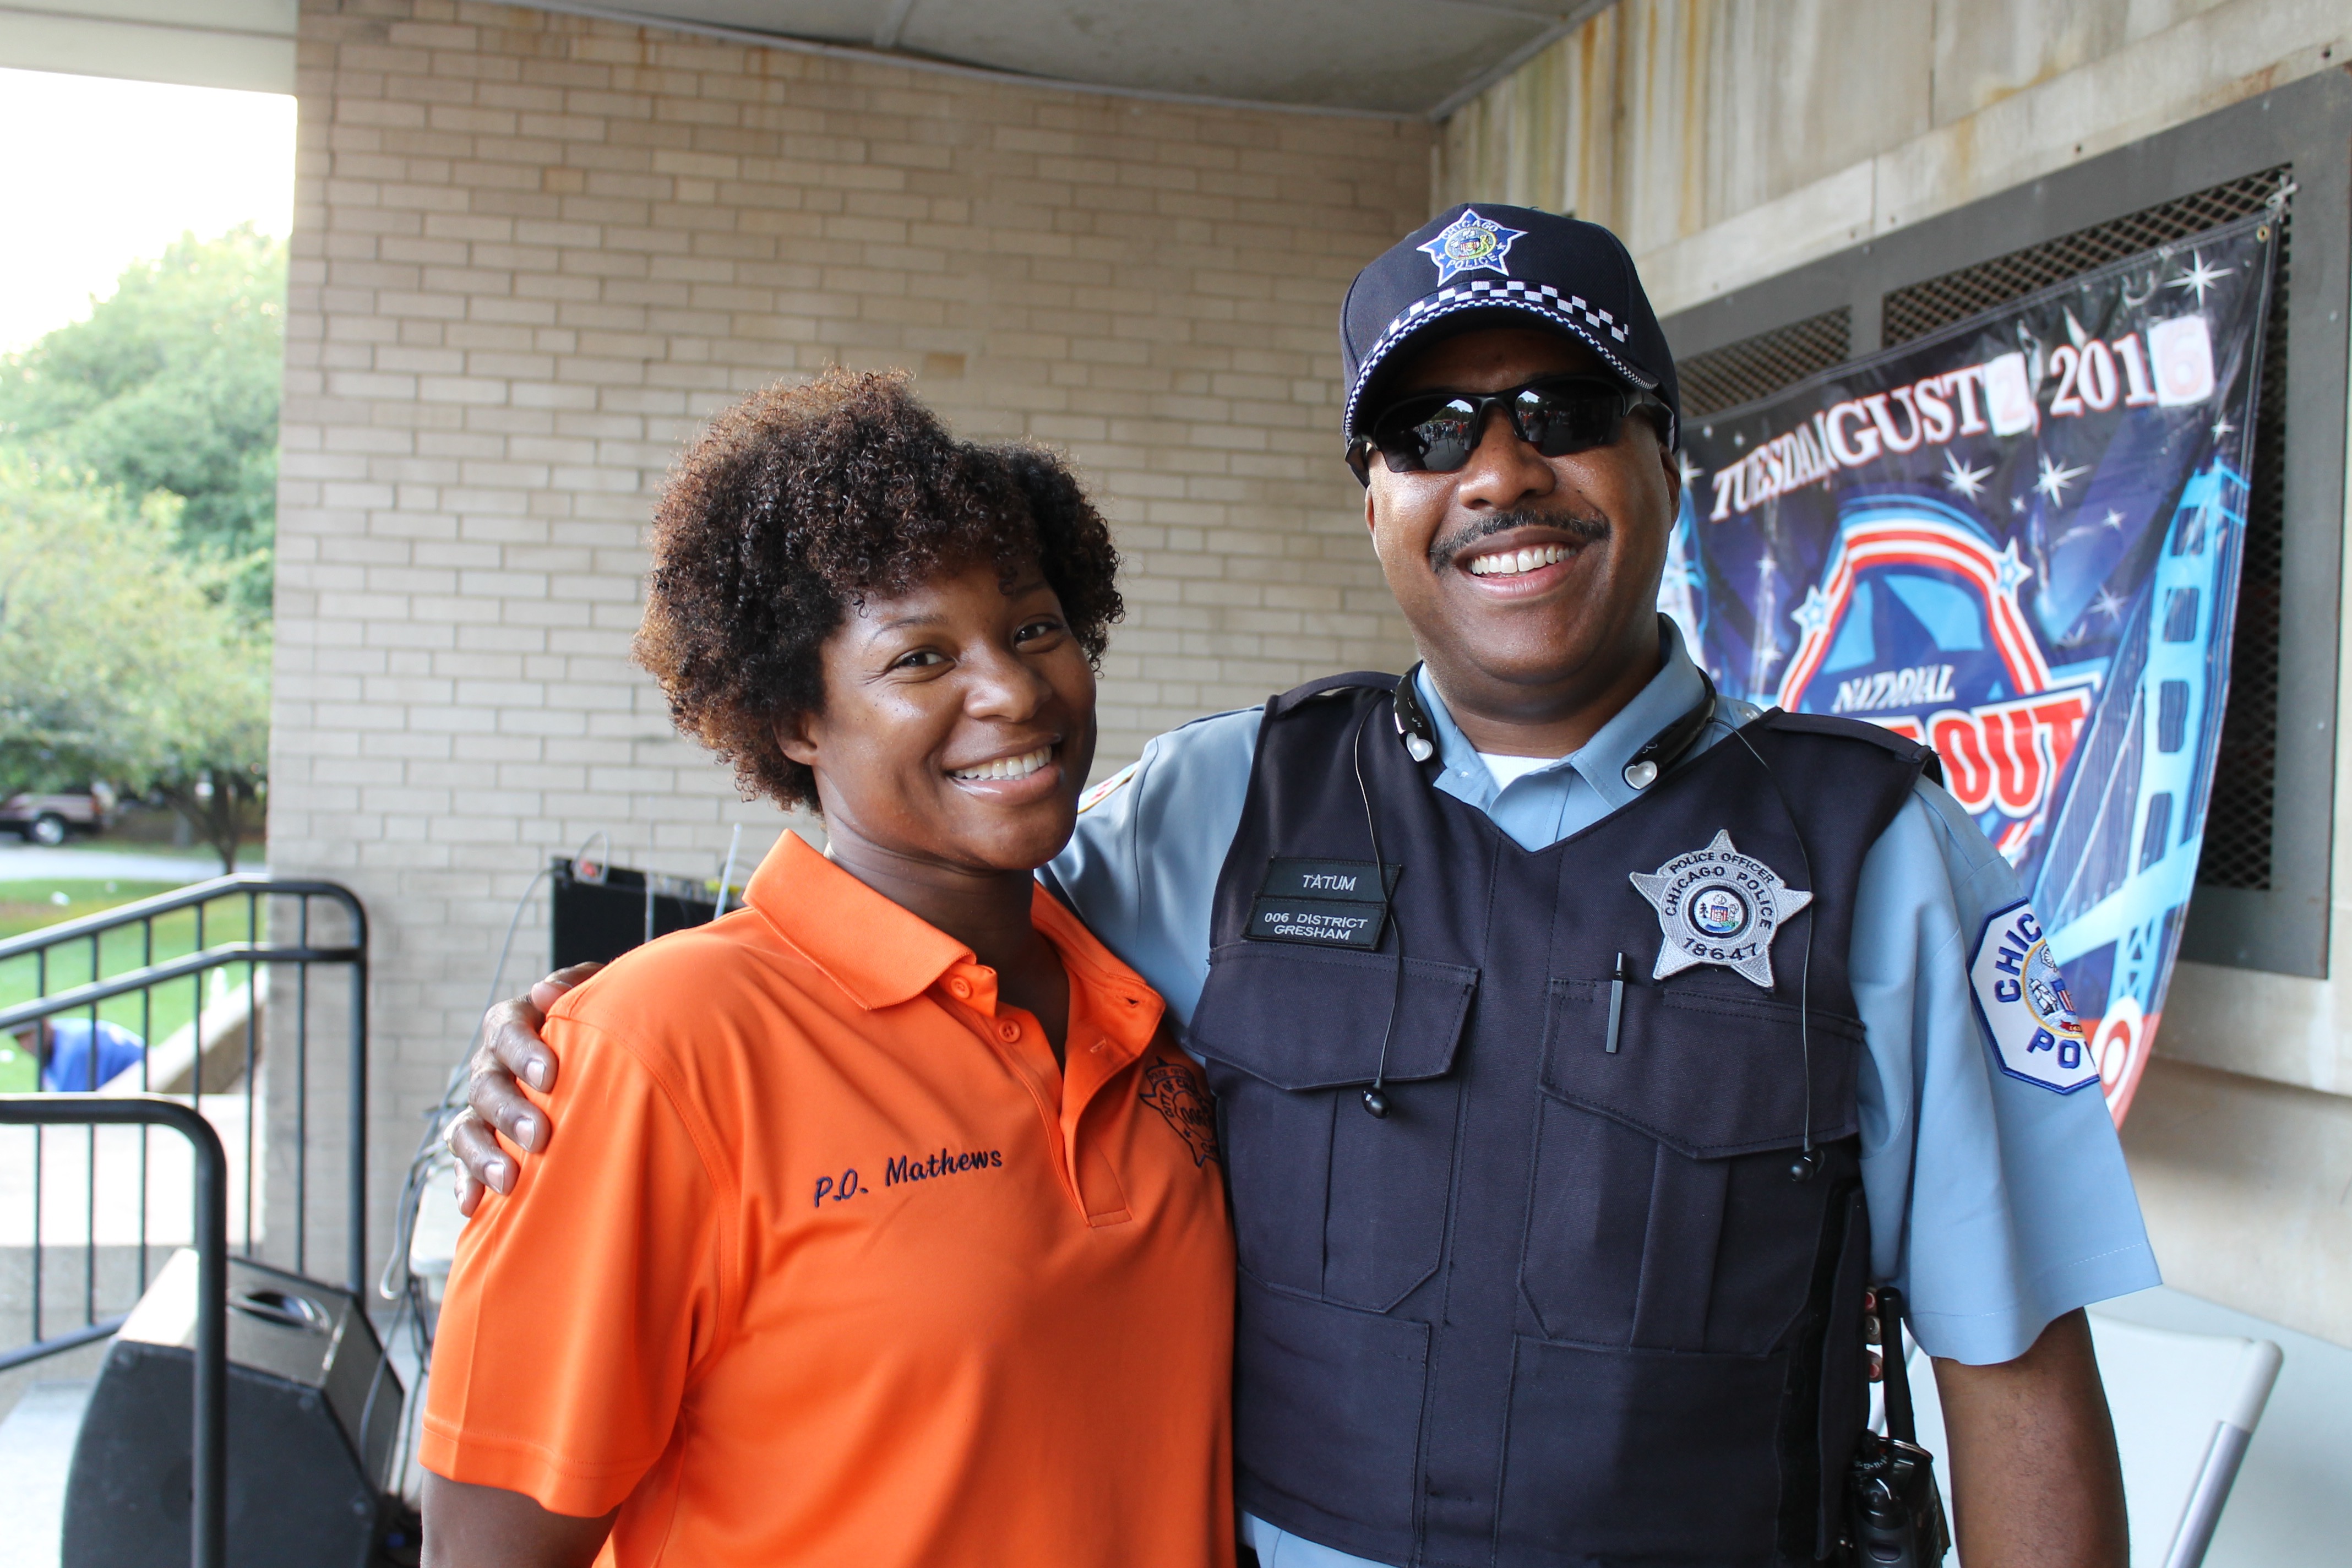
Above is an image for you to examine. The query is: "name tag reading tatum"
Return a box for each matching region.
[1245,857,1400,950]
[1630,829,1810,989]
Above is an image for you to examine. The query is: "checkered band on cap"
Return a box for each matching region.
[1342,278,1669,447]
[1340,204,1679,454]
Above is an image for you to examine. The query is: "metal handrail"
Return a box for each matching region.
[1,1095,227,1568]
[3,876,372,1320]
[0,943,364,1034]
[0,874,366,962]
[0,1311,126,1373]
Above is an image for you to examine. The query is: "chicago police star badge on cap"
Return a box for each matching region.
[1630,830,1810,988]
[1418,208,1526,285]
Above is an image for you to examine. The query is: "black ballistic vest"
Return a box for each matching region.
[1190,675,1931,1568]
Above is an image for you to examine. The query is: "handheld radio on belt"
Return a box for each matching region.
[1847,1285,1953,1566]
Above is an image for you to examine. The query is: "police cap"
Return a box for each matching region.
[1340,203,1680,451]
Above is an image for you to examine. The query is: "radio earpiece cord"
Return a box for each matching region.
[1354,703,1404,1118]
[1718,718,1823,1180]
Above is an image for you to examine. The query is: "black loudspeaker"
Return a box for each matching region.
[63,1250,405,1568]
[549,854,718,970]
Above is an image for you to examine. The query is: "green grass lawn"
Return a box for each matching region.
[0,880,260,1092]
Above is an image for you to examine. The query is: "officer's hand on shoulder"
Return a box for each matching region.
[447,963,600,1216]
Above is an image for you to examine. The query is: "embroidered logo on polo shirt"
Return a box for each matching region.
[1139,1062,1220,1166]
[1969,901,2098,1094]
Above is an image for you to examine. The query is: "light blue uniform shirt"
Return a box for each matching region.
[1045,622,2158,1568]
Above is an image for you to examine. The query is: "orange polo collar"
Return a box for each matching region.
[742,831,1165,1055]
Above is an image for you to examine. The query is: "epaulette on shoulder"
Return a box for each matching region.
[1760,709,1944,786]
[1288,669,1399,700]
[1264,670,1398,726]
[1273,670,1399,709]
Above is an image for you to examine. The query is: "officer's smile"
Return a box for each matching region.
[1438,511,1612,596]
[1463,541,1576,578]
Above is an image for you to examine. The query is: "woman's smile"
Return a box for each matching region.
[946,741,1062,794]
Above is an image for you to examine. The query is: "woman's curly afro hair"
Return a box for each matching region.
[634,367,1122,812]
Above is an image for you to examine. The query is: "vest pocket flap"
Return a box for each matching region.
[1192,943,1477,1090]
[1538,978,1862,1158]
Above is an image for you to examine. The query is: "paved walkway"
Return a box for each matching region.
[0,846,263,886]
[0,1089,265,1248]
[0,1379,93,1568]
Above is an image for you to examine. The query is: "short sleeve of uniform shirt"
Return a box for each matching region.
[1048,700,2160,1367]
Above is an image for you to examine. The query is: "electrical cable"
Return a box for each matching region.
[379,828,608,1303]
[572,829,610,883]
[386,1273,433,1501]
[368,832,599,1506]
[477,867,553,1047]
[379,826,769,1506]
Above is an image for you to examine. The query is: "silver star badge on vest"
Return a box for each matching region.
[1629,830,1811,989]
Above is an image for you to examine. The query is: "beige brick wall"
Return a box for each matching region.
[270,0,1429,1265]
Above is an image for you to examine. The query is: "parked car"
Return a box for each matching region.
[1,783,118,846]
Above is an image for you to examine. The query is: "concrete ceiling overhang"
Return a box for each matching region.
[530,0,1616,119]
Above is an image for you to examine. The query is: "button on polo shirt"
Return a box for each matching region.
[422,831,1236,1568]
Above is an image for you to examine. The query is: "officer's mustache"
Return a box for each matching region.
[1428,507,1610,573]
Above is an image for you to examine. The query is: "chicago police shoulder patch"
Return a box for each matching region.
[1968,900,2099,1093]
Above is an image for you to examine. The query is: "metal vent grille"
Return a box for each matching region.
[1882,168,2291,892]
[2199,217,2290,891]
[1880,169,2288,344]
[1677,307,1850,418]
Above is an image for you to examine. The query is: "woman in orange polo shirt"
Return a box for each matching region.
[420,370,1235,1568]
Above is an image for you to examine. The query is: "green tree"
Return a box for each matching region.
[0,225,285,612]
[0,456,269,872]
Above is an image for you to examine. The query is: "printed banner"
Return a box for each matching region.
[1667,211,2279,1123]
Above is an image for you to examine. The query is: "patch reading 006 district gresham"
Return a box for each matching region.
[1244,857,1398,950]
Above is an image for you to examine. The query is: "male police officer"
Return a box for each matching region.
[454,206,2152,1567]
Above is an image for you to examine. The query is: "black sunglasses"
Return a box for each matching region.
[1346,375,1664,485]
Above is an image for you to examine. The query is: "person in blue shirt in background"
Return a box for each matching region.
[451,207,2149,1568]
[18,1016,146,1092]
